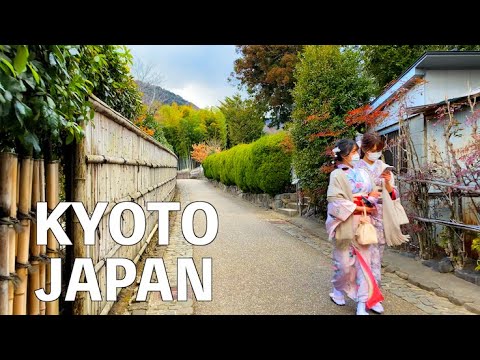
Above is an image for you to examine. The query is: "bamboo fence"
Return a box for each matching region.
[0,95,177,315]
[72,96,178,315]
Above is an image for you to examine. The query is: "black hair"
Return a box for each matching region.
[333,138,358,163]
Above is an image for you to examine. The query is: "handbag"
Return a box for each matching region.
[393,198,409,225]
[355,206,378,245]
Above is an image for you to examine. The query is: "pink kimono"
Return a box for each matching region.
[326,164,382,306]
[355,159,399,286]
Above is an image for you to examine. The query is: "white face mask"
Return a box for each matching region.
[350,153,360,164]
[367,152,382,161]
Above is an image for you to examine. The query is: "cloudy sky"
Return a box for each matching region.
[128,45,242,109]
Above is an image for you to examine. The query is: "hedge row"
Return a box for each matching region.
[203,132,293,196]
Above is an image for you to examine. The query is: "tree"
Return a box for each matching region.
[361,45,480,93]
[195,108,227,148]
[219,94,265,148]
[231,45,303,128]
[191,142,221,164]
[154,103,226,157]
[134,105,172,150]
[291,45,375,210]
[131,58,164,110]
[132,58,164,86]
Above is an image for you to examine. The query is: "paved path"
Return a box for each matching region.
[182,179,467,315]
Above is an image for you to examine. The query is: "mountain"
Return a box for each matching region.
[136,81,199,109]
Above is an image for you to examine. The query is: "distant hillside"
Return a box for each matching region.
[136,81,199,109]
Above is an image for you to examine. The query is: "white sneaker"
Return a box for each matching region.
[356,302,369,315]
[329,289,346,306]
[370,302,384,314]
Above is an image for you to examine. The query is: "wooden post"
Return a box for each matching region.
[38,159,46,315]
[8,155,18,314]
[27,159,40,315]
[46,161,60,315]
[73,122,87,315]
[13,157,34,314]
[0,152,16,314]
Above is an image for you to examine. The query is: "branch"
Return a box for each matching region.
[398,177,480,195]
[412,216,480,232]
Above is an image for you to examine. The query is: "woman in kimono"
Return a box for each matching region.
[355,131,409,314]
[326,138,383,315]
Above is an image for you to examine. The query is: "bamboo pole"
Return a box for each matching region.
[27,159,40,315]
[46,161,59,315]
[0,152,16,314]
[0,225,8,314]
[73,122,87,315]
[15,160,20,256]
[8,155,18,314]
[38,159,46,315]
[13,157,34,314]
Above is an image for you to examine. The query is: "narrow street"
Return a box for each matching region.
[179,179,446,315]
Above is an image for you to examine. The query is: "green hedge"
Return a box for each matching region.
[203,132,293,196]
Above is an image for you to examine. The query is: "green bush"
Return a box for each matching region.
[203,132,293,196]
[0,45,142,157]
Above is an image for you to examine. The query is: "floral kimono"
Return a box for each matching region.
[355,159,399,286]
[326,164,383,308]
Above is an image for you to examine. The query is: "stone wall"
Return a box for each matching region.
[207,179,296,211]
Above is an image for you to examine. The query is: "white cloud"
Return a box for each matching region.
[169,83,236,109]
[127,45,244,109]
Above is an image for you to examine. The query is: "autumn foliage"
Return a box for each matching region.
[344,104,389,127]
[133,106,172,149]
[134,114,155,137]
[191,143,221,163]
[291,46,374,209]
[232,45,303,127]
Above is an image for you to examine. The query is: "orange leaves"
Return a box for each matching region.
[137,125,154,137]
[191,143,209,163]
[134,112,156,138]
[344,104,389,127]
[191,143,221,164]
[279,134,295,153]
[308,130,343,141]
[305,112,330,124]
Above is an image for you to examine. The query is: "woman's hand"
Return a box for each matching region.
[368,191,381,198]
[355,206,376,214]
[365,206,376,214]
[380,171,394,193]
[380,170,392,182]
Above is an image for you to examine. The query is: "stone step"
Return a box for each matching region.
[276,208,299,217]
[286,202,308,210]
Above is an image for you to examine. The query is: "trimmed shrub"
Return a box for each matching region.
[203,132,293,196]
